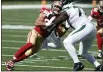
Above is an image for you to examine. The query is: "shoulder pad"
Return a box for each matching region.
[92,8,98,12]
[40,7,51,13]
[91,8,98,16]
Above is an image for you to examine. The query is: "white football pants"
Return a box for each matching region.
[63,23,98,65]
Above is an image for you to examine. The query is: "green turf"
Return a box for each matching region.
[2,9,39,25]
[1,28,102,71]
[2,7,102,71]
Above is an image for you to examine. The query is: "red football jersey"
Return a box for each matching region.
[40,7,51,13]
[91,8,103,27]
[40,7,53,20]
[34,7,54,38]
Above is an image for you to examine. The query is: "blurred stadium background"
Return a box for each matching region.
[1,0,102,71]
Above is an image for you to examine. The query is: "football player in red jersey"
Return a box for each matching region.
[5,1,68,71]
[88,0,103,58]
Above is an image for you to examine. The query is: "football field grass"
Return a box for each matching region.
[1,8,103,71]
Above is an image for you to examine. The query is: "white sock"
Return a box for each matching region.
[64,42,80,63]
[98,50,102,52]
[13,56,17,60]
[94,61,100,67]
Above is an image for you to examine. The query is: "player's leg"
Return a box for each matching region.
[63,24,91,62]
[96,27,103,58]
[30,34,49,58]
[14,33,44,62]
[30,39,48,58]
[81,39,101,68]
[80,28,103,71]
[5,29,36,71]
[63,25,89,71]
[5,30,34,71]
[63,32,84,71]
[78,42,83,57]
[81,39,103,70]
[13,29,38,61]
[5,29,43,71]
[63,24,97,71]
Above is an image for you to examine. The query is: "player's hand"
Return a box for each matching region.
[45,16,56,26]
[43,10,51,17]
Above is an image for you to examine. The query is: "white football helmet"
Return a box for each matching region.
[98,0,103,13]
[51,1,63,15]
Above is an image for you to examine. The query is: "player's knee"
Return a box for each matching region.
[63,39,73,44]
[26,41,35,45]
[25,49,32,56]
[63,38,73,45]
[82,52,88,57]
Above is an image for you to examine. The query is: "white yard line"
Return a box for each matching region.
[2,63,69,69]
[2,58,96,70]
[2,4,92,10]
[2,25,33,29]
[2,59,60,63]
[2,63,94,70]
[1,40,96,47]
[2,54,102,62]
[2,40,26,43]
[2,47,98,53]
[2,51,98,58]
[1,39,98,46]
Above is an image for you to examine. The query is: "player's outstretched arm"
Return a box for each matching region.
[53,11,69,25]
[45,11,69,34]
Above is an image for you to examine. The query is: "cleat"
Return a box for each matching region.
[73,62,84,71]
[95,64,103,71]
[5,60,14,71]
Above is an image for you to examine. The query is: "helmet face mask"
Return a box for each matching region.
[98,0,103,13]
[51,1,62,15]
